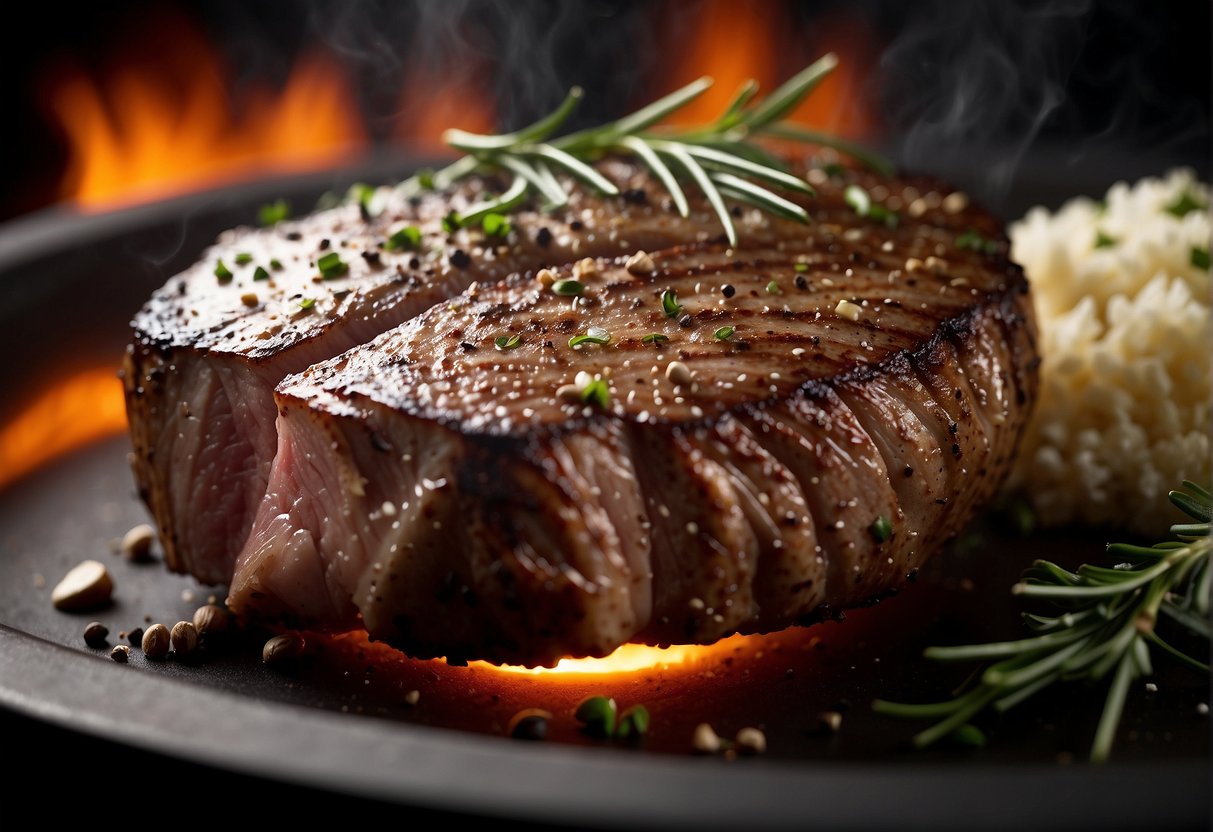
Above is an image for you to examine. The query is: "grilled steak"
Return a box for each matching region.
[226,183,1038,666]
[124,165,779,584]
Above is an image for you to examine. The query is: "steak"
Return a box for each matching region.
[124,164,777,584]
[226,181,1038,666]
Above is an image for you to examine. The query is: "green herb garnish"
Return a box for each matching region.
[765,280,781,294]
[956,228,998,254]
[396,55,892,245]
[214,260,233,283]
[269,258,283,271]
[349,182,376,217]
[252,266,270,282]
[441,210,461,234]
[714,325,735,340]
[615,705,650,739]
[569,327,612,348]
[642,333,669,345]
[845,184,898,227]
[317,252,349,279]
[298,297,316,311]
[234,252,253,266]
[870,516,893,542]
[820,162,847,179]
[581,378,611,409]
[257,199,290,227]
[661,289,682,319]
[1094,231,1118,249]
[494,334,522,351]
[575,695,617,737]
[1191,246,1210,270]
[386,226,422,251]
[551,278,585,296]
[794,262,809,272]
[1165,191,1208,219]
[482,213,511,237]
[874,481,1212,763]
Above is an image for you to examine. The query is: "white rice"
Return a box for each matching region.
[1007,169,1211,534]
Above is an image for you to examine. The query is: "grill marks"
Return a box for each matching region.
[228,229,1038,664]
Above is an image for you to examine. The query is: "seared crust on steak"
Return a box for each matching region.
[125,162,835,583]
[227,190,1038,665]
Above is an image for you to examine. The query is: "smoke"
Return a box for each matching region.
[879,0,1092,200]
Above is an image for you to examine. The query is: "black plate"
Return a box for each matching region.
[0,155,1208,828]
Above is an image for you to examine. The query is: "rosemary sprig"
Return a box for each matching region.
[873,481,1212,762]
[398,54,891,245]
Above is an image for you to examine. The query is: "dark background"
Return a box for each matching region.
[1,0,1208,221]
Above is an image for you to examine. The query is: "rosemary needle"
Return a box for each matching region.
[397,54,890,246]
[873,481,1212,763]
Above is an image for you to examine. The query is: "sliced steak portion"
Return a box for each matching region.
[229,203,1038,666]
[125,163,812,585]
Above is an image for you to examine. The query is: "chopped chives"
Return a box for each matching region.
[269,258,284,271]
[441,210,461,233]
[661,289,682,319]
[234,252,253,266]
[317,252,349,279]
[1165,191,1207,219]
[1093,231,1118,249]
[495,334,522,351]
[870,516,893,542]
[214,260,233,283]
[257,199,290,227]
[957,228,998,254]
[581,377,610,408]
[642,333,669,344]
[386,226,422,251]
[569,327,612,348]
[1192,246,1211,270]
[299,297,316,311]
[714,325,735,340]
[482,213,511,237]
[551,278,585,296]
[765,280,781,294]
[794,263,809,272]
[252,266,270,281]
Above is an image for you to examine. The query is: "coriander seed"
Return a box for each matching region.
[142,623,170,659]
[170,620,199,657]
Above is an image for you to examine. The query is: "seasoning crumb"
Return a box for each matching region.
[535,268,557,287]
[110,645,130,663]
[665,360,693,387]
[556,384,582,404]
[625,250,656,276]
[142,623,171,659]
[127,627,144,647]
[834,299,862,321]
[263,633,306,665]
[240,292,259,307]
[508,708,551,741]
[942,192,969,214]
[83,621,109,648]
[818,710,843,733]
[51,560,114,612]
[1197,703,1209,717]
[121,524,156,562]
[735,727,767,755]
[692,722,721,754]
[1145,682,1158,693]
[925,256,949,274]
[181,589,195,604]
[403,689,421,707]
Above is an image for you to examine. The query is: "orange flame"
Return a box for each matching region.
[393,68,497,151]
[44,17,366,211]
[0,368,128,492]
[657,1,878,139]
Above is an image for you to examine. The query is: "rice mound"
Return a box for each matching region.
[1008,169,1211,534]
